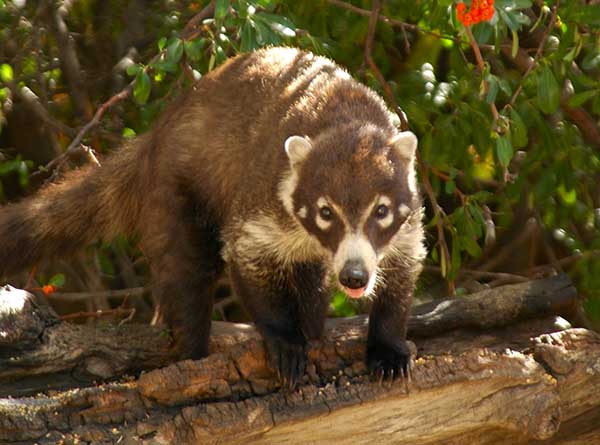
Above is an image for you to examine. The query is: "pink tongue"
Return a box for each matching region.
[343,286,367,299]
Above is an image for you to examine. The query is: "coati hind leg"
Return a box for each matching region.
[141,190,224,359]
[229,258,330,389]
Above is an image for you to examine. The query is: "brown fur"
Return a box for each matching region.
[0,47,424,385]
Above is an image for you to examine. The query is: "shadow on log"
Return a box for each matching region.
[1,275,599,444]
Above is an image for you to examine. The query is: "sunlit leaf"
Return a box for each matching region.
[133,70,151,104]
[0,64,13,83]
[49,273,66,287]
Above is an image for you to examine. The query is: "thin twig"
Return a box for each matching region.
[65,87,133,155]
[363,0,408,130]
[49,286,148,302]
[60,307,135,321]
[328,0,454,43]
[423,265,529,283]
[529,250,600,275]
[464,26,499,123]
[181,1,216,40]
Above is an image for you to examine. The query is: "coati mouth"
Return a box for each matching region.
[337,257,373,299]
[342,285,368,299]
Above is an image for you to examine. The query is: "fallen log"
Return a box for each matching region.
[1,275,598,444]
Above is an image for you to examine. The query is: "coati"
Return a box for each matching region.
[0,47,426,387]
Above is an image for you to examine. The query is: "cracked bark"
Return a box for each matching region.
[1,275,599,444]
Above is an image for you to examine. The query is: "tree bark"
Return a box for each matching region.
[1,275,598,445]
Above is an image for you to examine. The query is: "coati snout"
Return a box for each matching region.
[339,259,369,293]
[0,47,426,389]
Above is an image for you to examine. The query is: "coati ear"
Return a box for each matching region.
[389,131,418,160]
[284,135,313,168]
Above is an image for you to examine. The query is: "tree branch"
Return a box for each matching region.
[1,276,597,445]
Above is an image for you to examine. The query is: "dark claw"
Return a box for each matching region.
[264,336,307,391]
[367,339,412,389]
[376,367,384,386]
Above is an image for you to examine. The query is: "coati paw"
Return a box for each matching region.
[263,336,307,390]
[367,339,412,384]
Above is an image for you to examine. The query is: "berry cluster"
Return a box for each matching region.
[456,0,495,26]
[42,284,57,295]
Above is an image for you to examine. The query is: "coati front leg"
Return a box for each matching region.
[367,258,417,379]
[142,192,224,359]
[229,258,330,389]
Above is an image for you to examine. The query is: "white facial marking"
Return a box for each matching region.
[398,203,411,219]
[376,195,395,229]
[379,195,392,207]
[278,168,298,217]
[317,197,328,208]
[316,196,332,230]
[297,206,308,219]
[334,233,378,295]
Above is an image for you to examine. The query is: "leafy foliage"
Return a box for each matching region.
[0,0,599,324]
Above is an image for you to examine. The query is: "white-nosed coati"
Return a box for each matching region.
[0,47,426,388]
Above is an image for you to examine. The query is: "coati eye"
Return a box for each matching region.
[319,206,333,221]
[375,204,389,219]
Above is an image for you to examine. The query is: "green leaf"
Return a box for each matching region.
[568,90,598,107]
[133,71,151,104]
[157,37,167,51]
[126,64,141,77]
[510,109,528,148]
[537,65,560,114]
[49,273,66,287]
[461,236,482,258]
[510,30,519,58]
[496,136,513,167]
[122,127,136,138]
[150,58,178,73]
[166,38,184,65]
[450,234,461,279]
[0,64,13,83]
[485,74,499,104]
[215,0,229,19]
[330,291,356,317]
[253,18,279,45]
[256,12,296,37]
[558,184,577,206]
[184,38,206,62]
[240,21,258,52]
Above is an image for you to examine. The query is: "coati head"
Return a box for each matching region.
[279,124,422,299]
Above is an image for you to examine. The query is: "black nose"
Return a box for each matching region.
[339,260,369,289]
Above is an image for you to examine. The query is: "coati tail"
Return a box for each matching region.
[0,141,145,277]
